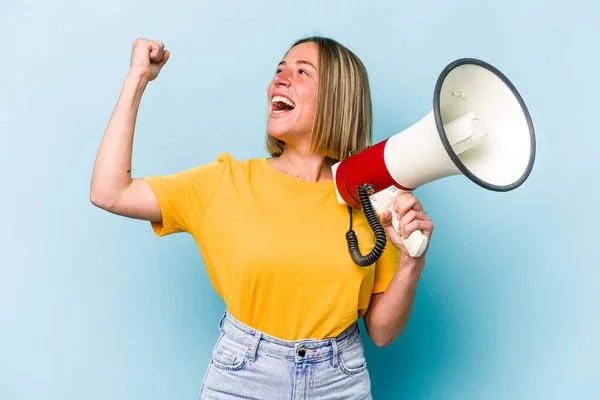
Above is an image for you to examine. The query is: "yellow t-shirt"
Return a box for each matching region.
[143,152,400,340]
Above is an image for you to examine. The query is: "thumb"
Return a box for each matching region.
[379,210,397,236]
[149,42,164,62]
[379,210,404,249]
[158,49,170,67]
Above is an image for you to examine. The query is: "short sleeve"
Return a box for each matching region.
[372,240,400,293]
[142,154,229,236]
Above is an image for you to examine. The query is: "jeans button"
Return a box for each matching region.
[298,349,306,357]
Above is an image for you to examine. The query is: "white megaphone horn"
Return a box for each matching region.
[332,58,536,266]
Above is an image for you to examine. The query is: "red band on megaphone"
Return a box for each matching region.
[335,139,412,209]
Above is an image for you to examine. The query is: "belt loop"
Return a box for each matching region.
[331,338,339,368]
[248,330,262,362]
[218,310,227,333]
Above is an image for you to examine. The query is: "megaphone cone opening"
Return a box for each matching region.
[434,58,536,192]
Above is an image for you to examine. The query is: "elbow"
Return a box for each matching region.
[89,190,101,207]
[365,322,397,348]
[372,335,395,348]
[365,316,401,348]
[90,187,117,211]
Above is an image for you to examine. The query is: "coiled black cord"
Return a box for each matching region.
[345,185,387,267]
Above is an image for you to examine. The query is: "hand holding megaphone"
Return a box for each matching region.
[333,58,536,267]
[371,187,431,258]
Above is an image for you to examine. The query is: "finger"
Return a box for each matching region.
[379,210,393,227]
[398,209,418,237]
[158,49,170,66]
[394,193,420,219]
[403,219,434,238]
[149,41,164,62]
[379,210,404,248]
[399,209,429,226]
[400,210,429,238]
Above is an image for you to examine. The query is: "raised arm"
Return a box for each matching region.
[90,38,169,222]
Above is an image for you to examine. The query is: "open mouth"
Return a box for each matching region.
[271,95,296,114]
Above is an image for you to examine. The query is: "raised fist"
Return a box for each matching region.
[129,38,170,82]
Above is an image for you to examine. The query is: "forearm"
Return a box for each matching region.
[90,72,148,206]
[364,256,425,347]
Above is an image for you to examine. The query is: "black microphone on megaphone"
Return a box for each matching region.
[332,58,536,266]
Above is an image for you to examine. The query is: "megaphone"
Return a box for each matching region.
[332,58,535,266]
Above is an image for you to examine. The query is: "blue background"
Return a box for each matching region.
[1,0,599,399]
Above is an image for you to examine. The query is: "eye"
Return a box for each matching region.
[275,68,282,74]
[299,69,308,76]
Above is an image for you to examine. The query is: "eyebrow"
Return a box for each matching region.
[278,60,318,71]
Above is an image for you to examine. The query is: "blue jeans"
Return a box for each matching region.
[199,311,372,399]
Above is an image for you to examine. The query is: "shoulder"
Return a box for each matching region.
[215,152,265,174]
[177,152,263,176]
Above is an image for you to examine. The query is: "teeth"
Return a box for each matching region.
[272,95,295,108]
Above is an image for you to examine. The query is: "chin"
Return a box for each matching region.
[267,121,312,145]
[266,130,284,141]
[267,123,291,141]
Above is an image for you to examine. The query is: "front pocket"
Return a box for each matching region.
[338,340,368,376]
[211,334,249,371]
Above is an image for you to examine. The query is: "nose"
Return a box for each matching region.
[273,69,291,87]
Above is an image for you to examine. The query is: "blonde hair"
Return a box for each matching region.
[266,36,372,161]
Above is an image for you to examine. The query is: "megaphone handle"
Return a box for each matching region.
[390,208,429,258]
[368,186,429,258]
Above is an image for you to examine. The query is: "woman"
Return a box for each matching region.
[90,36,434,399]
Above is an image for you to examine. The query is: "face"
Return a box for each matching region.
[267,42,319,145]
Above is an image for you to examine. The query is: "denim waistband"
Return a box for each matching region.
[217,311,361,364]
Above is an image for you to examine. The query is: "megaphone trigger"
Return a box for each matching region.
[369,186,429,258]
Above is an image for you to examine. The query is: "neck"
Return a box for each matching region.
[270,145,334,183]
